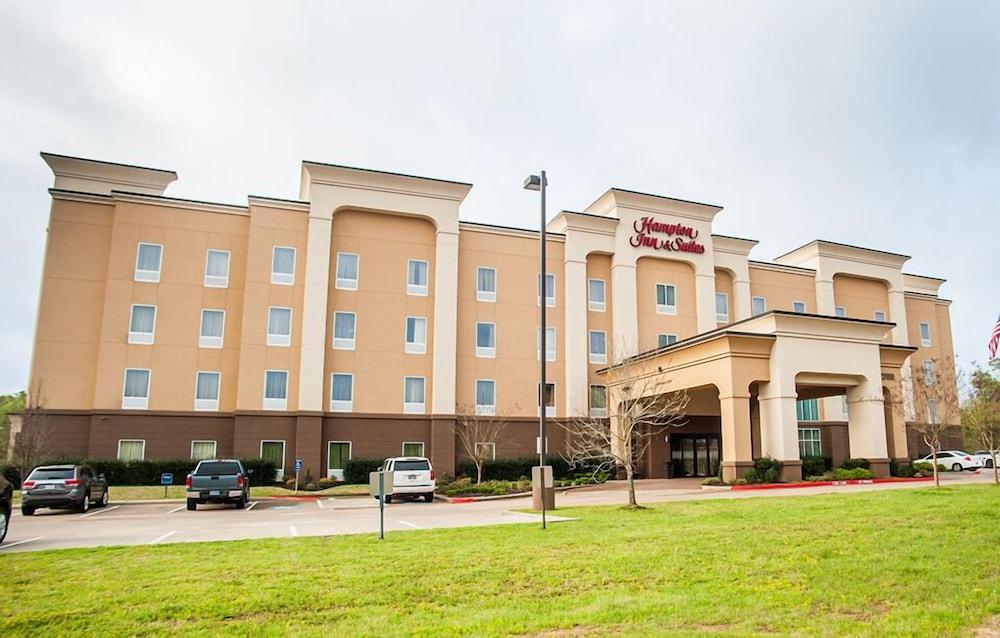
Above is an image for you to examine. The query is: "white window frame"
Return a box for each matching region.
[476,266,497,303]
[537,272,556,307]
[401,441,426,457]
[538,382,556,418]
[117,439,146,461]
[655,283,677,315]
[658,333,678,348]
[329,372,354,412]
[404,316,428,354]
[923,359,936,385]
[407,259,429,296]
[835,306,847,318]
[589,330,607,365]
[751,296,766,316]
[475,441,496,460]
[475,322,496,358]
[127,304,156,345]
[475,379,496,416]
[190,440,218,461]
[715,292,729,322]
[122,368,150,410]
[204,249,230,288]
[537,327,556,362]
[193,371,221,411]
[335,252,359,290]
[588,278,606,312]
[403,376,426,414]
[199,308,225,349]
[332,311,356,350]
[589,384,608,418]
[798,428,822,458]
[267,306,292,347]
[919,322,932,346]
[874,310,886,322]
[793,300,807,314]
[326,440,352,480]
[134,242,163,283]
[262,369,289,411]
[260,439,286,481]
[270,246,296,286]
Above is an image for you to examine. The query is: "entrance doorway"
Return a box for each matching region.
[668,434,721,478]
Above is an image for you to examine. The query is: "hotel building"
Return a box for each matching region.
[18,153,959,481]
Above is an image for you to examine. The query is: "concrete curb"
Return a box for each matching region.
[437,482,597,504]
[730,476,934,491]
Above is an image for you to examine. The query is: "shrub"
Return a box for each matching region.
[701,477,723,486]
[805,473,833,482]
[317,477,335,488]
[440,478,532,497]
[733,478,748,486]
[841,458,871,470]
[892,461,915,478]
[1,464,21,489]
[2,458,278,488]
[344,458,383,485]
[833,467,874,480]
[744,456,781,484]
[456,456,572,482]
[801,455,832,479]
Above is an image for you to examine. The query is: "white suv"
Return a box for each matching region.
[380,457,436,503]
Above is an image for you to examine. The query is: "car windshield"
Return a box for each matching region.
[195,462,241,475]
[394,460,430,471]
[28,467,75,480]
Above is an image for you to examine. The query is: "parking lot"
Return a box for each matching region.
[1,470,991,553]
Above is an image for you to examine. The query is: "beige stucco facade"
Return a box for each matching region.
[22,152,959,480]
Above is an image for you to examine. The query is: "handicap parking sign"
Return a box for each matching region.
[294,458,303,473]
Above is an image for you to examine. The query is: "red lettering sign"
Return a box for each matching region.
[629,216,705,254]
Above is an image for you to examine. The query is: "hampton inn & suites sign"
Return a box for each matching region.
[629,216,706,254]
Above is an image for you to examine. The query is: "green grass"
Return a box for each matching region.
[2,485,999,636]
[12,483,369,504]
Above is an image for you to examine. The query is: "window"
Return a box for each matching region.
[405,316,428,354]
[475,379,496,415]
[477,267,496,302]
[537,273,556,306]
[327,441,351,480]
[923,359,936,385]
[796,398,819,422]
[927,399,938,424]
[336,252,359,290]
[798,428,822,458]
[537,327,556,361]
[874,310,886,322]
[134,243,162,282]
[588,279,606,312]
[475,322,496,358]
[407,259,429,296]
[714,292,729,322]
[260,440,285,481]
[590,385,608,418]
[128,304,156,344]
[263,370,288,410]
[204,250,230,287]
[191,440,217,461]
[267,307,292,347]
[402,441,425,457]
[835,306,846,318]
[404,376,425,414]
[751,296,766,316]
[271,246,296,285]
[658,334,678,348]
[793,301,806,314]
[475,442,496,460]
[656,283,677,315]
[199,309,225,348]
[330,373,354,412]
[194,371,221,411]
[538,382,556,417]
[332,311,356,350]
[589,330,607,364]
[122,368,150,409]
[919,322,931,346]
[117,439,145,461]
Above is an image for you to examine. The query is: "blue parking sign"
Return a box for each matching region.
[294,458,303,473]
[160,473,173,485]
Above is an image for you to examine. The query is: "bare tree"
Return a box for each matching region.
[561,345,689,508]
[12,381,54,482]
[903,356,962,487]
[962,363,1000,485]
[453,403,518,484]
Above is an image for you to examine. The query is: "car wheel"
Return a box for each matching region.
[987,460,994,468]
[951,463,962,472]
[77,493,91,513]
[383,495,392,504]
[0,508,9,544]
[424,492,434,503]
[98,489,109,507]
[21,506,34,517]
[235,496,246,510]
[186,498,197,511]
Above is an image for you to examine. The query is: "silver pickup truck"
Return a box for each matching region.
[185,460,250,510]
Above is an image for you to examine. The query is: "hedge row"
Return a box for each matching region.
[341,456,583,485]
[1,458,279,489]
[800,455,833,478]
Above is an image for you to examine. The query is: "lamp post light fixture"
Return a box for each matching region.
[523,170,548,530]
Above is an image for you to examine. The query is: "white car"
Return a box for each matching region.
[379,457,436,503]
[972,450,999,469]
[913,450,982,472]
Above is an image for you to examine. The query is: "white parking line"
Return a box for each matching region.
[289,525,299,537]
[315,499,325,509]
[398,520,423,529]
[166,505,185,515]
[245,500,258,511]
[0,536,44,550]
[150,530,178,545]
[80,505,120,519]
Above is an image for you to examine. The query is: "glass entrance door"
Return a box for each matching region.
[669,435,720,478]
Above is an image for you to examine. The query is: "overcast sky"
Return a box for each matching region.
[0,1,997,394]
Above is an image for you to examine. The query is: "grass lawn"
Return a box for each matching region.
[11,483,369,504]
[2,485,999,636]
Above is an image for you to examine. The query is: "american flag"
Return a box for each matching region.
[990,315,1000,361]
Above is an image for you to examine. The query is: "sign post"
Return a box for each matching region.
[293,458,303,493]
[368,470,394,539]
[160,472,173,498]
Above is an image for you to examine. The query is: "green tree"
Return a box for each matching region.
[0,390,26,458]
[963,364,1000,485]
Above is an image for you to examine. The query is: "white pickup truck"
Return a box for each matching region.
[380,457,436,503]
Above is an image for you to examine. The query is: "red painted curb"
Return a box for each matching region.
[450,497,476,504]
[730,476,933,491]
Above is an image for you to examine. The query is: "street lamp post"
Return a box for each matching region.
[524,170,547,529]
